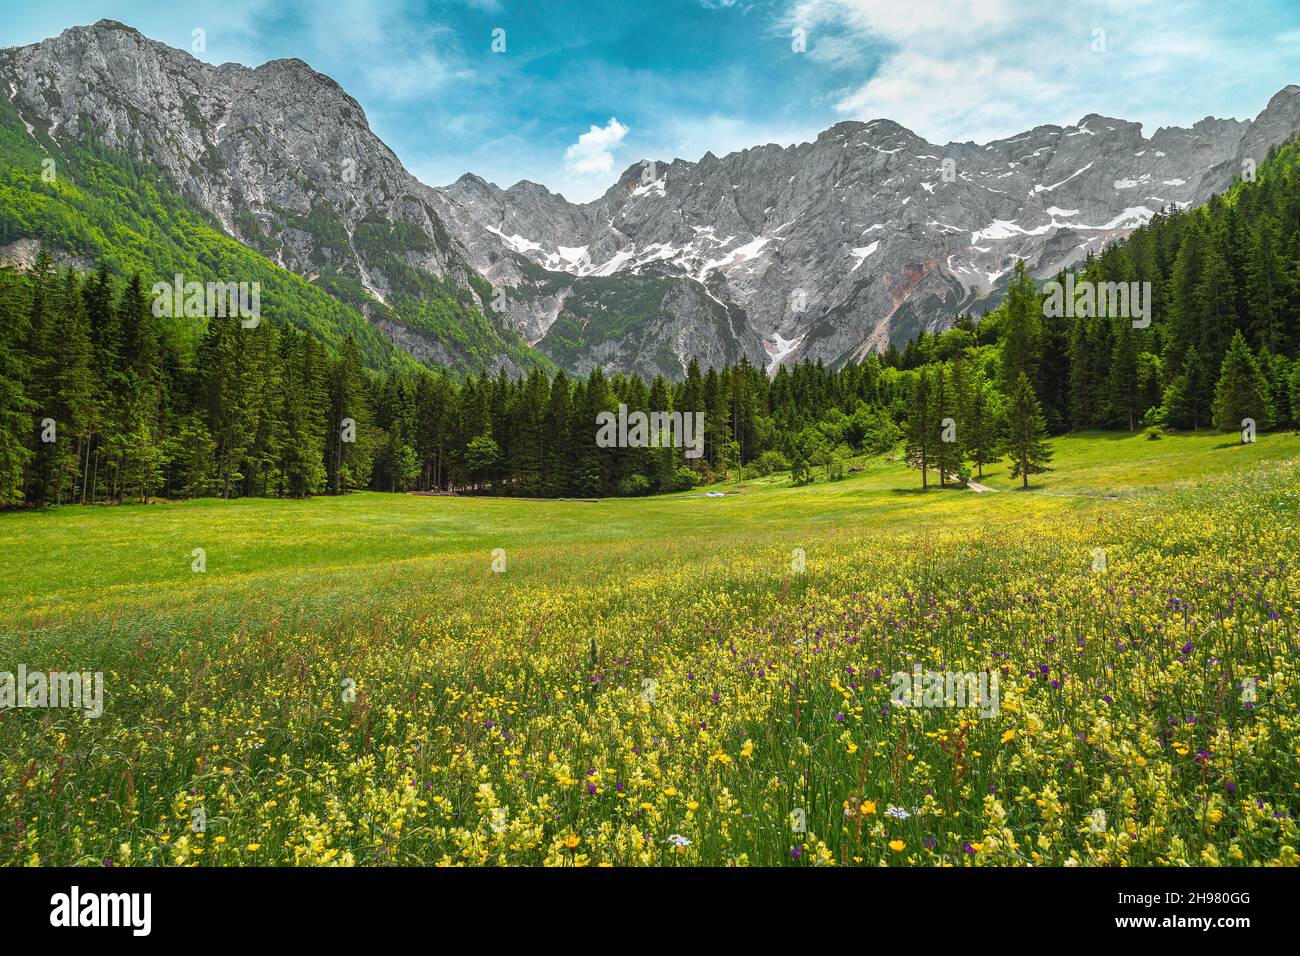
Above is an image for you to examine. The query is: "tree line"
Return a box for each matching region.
[1,141,1298,507]
[0,254,895,505]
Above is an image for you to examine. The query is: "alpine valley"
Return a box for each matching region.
[3,19,1299,378]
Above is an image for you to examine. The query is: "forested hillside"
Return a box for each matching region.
[1,140,1298,507]
[0,90,544,378]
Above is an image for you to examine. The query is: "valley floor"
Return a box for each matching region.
[0,431,1297,865]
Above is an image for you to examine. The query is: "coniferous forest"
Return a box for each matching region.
[1,141,1299,508]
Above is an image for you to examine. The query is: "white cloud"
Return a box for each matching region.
[564,117,630,176]
[784,0,1293,145]
[784,0,1061,142]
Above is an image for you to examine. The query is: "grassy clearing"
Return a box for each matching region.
[0,430,1297,865]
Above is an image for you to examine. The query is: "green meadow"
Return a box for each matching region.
[1,431,1297,866]
[2,430,1294,634]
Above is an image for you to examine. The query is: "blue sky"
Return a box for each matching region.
[5,1,1300,201]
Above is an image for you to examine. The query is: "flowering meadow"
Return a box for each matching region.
[0,432,1297,866]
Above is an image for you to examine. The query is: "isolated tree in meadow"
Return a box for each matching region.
[1211,330,1270,437]
[905,365,937,490]
[1005,372,1053,489]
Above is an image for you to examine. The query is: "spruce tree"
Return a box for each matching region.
[1005,373,1053,489]
[0,269,32,505]
[932,362,964,486]
[998,260,1042,395]
[966,374,999,479]
[1211,330,1270,436]
[326,336,373,493]
[1106,318,1141,430]
[904,365,936,490]
[1245,217,1284,352]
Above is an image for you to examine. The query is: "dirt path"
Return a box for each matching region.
[968,481,995,493]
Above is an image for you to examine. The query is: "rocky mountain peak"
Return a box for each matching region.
[4,21,1298,383]
[439,81,1300,378]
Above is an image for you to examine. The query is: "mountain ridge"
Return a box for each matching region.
[3,20,1299,379]
[0,19,542,375]
[439,90,1298,377]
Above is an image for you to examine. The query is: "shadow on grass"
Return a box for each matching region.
[888,485,974,496]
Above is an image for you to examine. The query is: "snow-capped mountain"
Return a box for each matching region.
[440,86,1300,376]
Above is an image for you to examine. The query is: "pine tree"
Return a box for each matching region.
[1005,373,1053,489]
[114,274,165,503]
[1260,349,1293,429]
[279,330,328,497]
[1211,330,1270,436]
[326,336,373,494]
[998,260,1042,395]
[1165,222,1206,377]
[1105,318,1141,430]
[1245,217,1285,352]
[1193,240,1236,375]
[37,271,96,503]
[0,268,32,505]
[1289,363,1300,432]
[1161,346,1208,430]
[542,371,572,496]
[904,365,937,490]
[575,368,613,496]
[966,374,999,479]
[932,362,964,486]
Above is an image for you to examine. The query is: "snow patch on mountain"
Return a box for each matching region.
[850,241,880,270]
